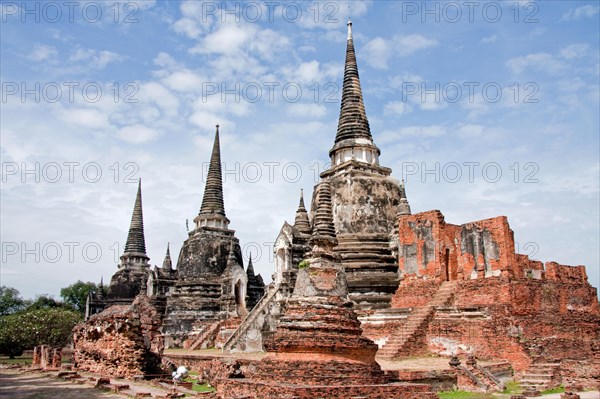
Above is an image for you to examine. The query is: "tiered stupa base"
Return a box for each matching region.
[218,268,437,399]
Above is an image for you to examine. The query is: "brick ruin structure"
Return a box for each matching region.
[83,125,265,352]
[217,182,436,399]
[74,295,164,377]
[365,210,600,389]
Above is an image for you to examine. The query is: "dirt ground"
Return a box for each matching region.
[0,369,126,399]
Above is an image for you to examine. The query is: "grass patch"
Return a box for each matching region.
[503,381,522,394]
[0,356,32,365]
[438,391,495,399]
[192,383,216,393]
[183,376,215,393]
[541,385,565,395]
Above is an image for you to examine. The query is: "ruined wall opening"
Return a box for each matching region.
[443,248,450,282]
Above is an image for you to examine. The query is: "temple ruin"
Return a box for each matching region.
[75,19,599,397]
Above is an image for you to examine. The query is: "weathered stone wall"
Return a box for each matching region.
[318,173,401,235]
[216,379,438,399]
[73,295,164,377]
[384,209,600,385]
[560,359,600,390]
[176,230,241,279]
[397,211,519,281]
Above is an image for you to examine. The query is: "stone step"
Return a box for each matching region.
[522,373,553,378]
[520,379,552,384]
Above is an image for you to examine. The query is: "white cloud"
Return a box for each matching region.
[287,60,339,83]
[363,34,437,69]
[57,107,110,129]
[286,103,327,118]
[481,35,497,44]
[457,124,485,138]
[173,0,213,38]
[297,0,373,30]
[560,44,589,60]
[69,48,123,70]
[363,37,390,69]
[190,23,289,62]
[117,124,160,144]
[394,34,438,56]
[138,82,179,117]
[162,70,207,92]
[390,73,424,89]
[384,101,412,116]
[28,44,58,62]
[562,5,599,21]
[383,125,446,139]
[506,53,566,75]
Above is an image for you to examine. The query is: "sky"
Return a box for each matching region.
[1,0,599,300]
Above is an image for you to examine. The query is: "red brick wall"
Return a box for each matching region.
[392,279,440,308]
[218,378,438,399]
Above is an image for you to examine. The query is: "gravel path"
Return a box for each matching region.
[0,369,126,399]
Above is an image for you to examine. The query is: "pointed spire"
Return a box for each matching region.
[294,189,312,235]
[310,181,337,248]
[199,125,226,217]
[122,179,149,261]
[246,253,255,277]
[299,188,306,209]
[397,180,412,217]
[333,20,374,147]
[96,277,104,299]
[162,243,173,270]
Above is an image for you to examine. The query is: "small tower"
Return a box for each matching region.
[120,179,150,269]
[245,253,265,310]
[309,181,338,255]
[96,277,105,300]
[293,189,311,235]
[162,243,173,271]
[397,180,412,217]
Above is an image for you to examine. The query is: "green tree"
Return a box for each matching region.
[60,280,98,314]
[0,308,81,358]
[26,295,72,312]
[0,286,28,316]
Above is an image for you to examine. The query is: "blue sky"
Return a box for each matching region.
[1,0,599,299]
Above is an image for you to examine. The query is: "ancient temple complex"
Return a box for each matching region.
[85,126,265,348]
[77,19,599,397]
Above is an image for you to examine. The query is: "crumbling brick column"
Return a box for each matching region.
[39,345,50,370]
[31,346,41,368]
[51,348,62,369]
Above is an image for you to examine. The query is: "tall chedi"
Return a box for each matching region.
[313,20,411,311]
[162,125,263,349]
[106,179,151,303]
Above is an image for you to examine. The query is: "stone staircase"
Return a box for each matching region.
[222,283,282,352]
[520,362,561,391]
[377,281,458,359]
[466,361,505,392]
[184,320,224,350]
